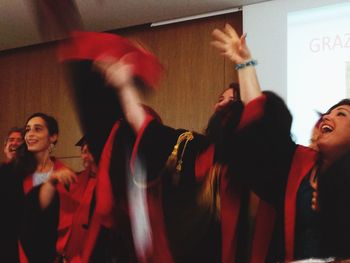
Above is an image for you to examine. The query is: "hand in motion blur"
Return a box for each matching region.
[93,53,146,134]
[94,54,135,90]
[211,24,251,64]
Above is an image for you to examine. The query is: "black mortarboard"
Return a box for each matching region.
[75,135,87,147]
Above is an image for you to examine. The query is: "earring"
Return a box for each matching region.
[49,143,55,154]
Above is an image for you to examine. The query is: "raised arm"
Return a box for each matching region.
[211,24,262,104]
[94,55,146,134]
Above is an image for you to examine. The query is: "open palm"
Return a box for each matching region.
[211,24,251,64]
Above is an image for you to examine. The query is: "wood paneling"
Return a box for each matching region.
[119,12,242,132]
[0,43,82,169]
[0,12,242,170]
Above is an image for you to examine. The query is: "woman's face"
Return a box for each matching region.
[214,88,235,113]
[317,105,350,158]
[81,144,95,169]
[25,117,57,154]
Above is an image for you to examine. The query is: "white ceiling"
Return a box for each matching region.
[1,0,269,52]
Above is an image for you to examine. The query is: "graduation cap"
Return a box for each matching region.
[59,31,164,162]
[75,135,87,147]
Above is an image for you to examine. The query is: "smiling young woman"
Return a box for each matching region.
[211,23,350,262]
[16,112,77,263]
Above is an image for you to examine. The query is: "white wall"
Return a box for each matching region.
[243,0,350,145]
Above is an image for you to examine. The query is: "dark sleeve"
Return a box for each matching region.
[318,152,350,258]
[20,185,59,263]
[0,164,23,262]
[137,120,184,180]
[230,92,297,205]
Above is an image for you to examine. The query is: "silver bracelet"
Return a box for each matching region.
[235,59,258,70]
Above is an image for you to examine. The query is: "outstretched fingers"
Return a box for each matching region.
[223,23,240,40]
[93,54,118,75]
[211,24,252,63]
[93,54,135,89]
[210,40,227,52]
[212,28,232,44]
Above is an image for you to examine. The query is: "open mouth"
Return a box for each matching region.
[321,124,333,134]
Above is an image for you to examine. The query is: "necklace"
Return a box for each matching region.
[309,165,319,211]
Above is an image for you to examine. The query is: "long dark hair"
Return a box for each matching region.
[229,82,241,102]
[324,98,350,114]
[13,143,36,178]
[205,83,243,163]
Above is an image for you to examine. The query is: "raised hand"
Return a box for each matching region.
[211,24,251,64]
[212,24,261,104]
[93,52,146,134]
[93,54,135,91]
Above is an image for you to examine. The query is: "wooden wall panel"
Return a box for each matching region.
[0,12,242,170]
[0,44,82,169]
[119,12,242,133]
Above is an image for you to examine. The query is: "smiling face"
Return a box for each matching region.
[25,117,57,154]
[4,131,23,162]
[317,104,350,160]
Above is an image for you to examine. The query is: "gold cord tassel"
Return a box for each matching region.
[164,131,194,185]
[165,144,179,170]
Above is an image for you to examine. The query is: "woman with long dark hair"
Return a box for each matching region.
[211,23,350,262]
[20,112,77,263]
[0,112,76,263]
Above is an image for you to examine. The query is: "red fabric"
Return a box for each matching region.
[238,95,266,130]
[81,115,160,263]
[144,188,174,263]
[249,200,276,263]
[195,145,243,263]
[18,241,29,263]
[79,121,124,263]
[94,120,122,227]
[22,174,33,195]
[82,115,243,263]
[284,146,317,261]
[220,165,242,263]
[249,146,318,262]
[52,161,79,255]
[79,212,101,263]
[64,171,96,261]
[20,159,95,259]
[195,144,215,181]
[58,31,164,88]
